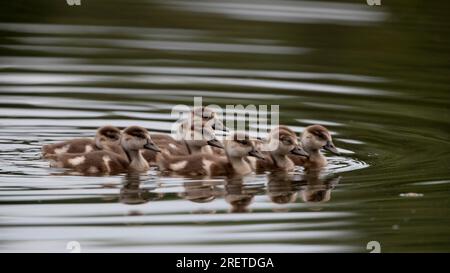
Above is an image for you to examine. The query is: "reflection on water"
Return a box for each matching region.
[120,173,163,206]
[0,0,449,252]
[119,171,342,213]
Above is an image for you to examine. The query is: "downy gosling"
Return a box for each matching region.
[48,126,161,174]
[254,126,309,172]
[142,120,224,165]
[158,133,264,177]
[290,125,340,170]
[42,125,123,158]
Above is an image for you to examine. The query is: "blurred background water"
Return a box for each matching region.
[0,0,449,252]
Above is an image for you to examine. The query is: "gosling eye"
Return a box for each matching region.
[312,131,326,140]
[130,132,146,139]
[106,131,119,140]
[281,138,293,145]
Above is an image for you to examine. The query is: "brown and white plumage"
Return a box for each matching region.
[41,126,122,158]
[142,107,227,164]
[158,133,264,177]
[142,120,224,165]
[290,125,340,170]
[48,126,161,174]
[253,126,308,172]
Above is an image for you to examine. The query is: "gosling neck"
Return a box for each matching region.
[304,148,327,168]
[226,153,252,176]
[270,151,294,171]
[125,149,150,172]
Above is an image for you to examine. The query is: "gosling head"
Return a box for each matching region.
[267,127,308,157]
[178,120,224,149]
[225,133,265,160]
[192,106,228,132]
[301,125,339,155]
[121,126,161,152]
[95,125,122,149]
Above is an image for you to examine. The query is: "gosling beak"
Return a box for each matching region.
[248,148,265,160]
[211,120,229,132]
[290,146,309,157]
[207,138,224,149]
[323,141,340,155]
[144,141,161,152]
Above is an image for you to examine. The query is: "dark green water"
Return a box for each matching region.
[0,0,449,252]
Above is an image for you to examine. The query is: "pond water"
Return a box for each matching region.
[0,0,449,252]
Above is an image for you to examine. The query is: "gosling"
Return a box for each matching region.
[48,126,161,174]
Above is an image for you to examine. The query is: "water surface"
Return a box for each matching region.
[0,0,449,252]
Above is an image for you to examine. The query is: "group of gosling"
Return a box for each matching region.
[42,107,340,177]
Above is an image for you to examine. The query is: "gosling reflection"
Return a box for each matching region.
[267,171,303,205]
[120,173,163,205]
[118,171,340,212]
[224,177,265,213]
[300,171,340,203]
[177,177,264,213]
[266,170,340,205]
[178,180,224,204]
